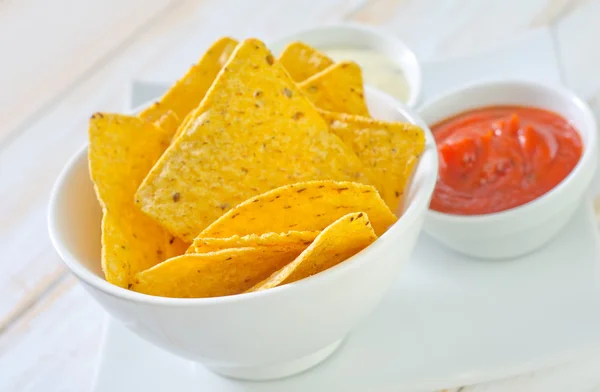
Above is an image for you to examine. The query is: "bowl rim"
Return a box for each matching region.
[268,22,422,108]
[47,86,437,307]
[419,79,598,223]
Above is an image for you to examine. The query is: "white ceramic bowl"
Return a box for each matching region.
[421,80,598,260]
[269,23,422,107]
[48,87,437,381]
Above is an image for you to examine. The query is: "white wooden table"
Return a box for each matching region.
[2,0,600,390]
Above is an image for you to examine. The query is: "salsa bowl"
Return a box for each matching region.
[421,80,598,259]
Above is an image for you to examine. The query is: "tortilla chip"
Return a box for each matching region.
[154,110,180,139]
[249,212,376,291]
[299,61,369,116]
[131,246,304,298]
[191,231,318,254]
[201,181,396,237]
[135,39,369,242]
[88,113,171,288]
[320,110,425,211]
[171,109,194,142]
[139,37,238,123]
[165,235,190,258]
[278,41,334,82]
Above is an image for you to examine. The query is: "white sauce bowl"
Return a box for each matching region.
[269,23,422,107]
[420,80,598,259]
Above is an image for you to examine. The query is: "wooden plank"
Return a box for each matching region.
[463,352,600,391]
[345,0,587,61]
[0,0,182,147]
[554,0,600,99]
[0,277,105,392]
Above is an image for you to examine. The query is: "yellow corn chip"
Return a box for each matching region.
[191,231,318,253]
[320,110,425,211]
[135,39,369,242]
[249,212,376,291]
[139,37,238,123]
[131,246,305,298]
[88,113,171,288]
[201,181,396,238]
[153,110,180,139]
[165,235,190,258]
[171,109,194,142]
[152,112,192,257]
[299,61,369,116]
[278,41,334,82]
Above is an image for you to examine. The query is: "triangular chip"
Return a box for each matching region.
[135,39,369,242]
[152,112,192,257]
[320,110,425,211]
[165,234,190,258]
[153,110,180,139]
[88,113,172,288]
[131,246,305,298]
[191,231,318,254]
[278,41,334,82]
[139,37,238,123]
[299,61,369,116]
[171,108,194,142]
[249,212,376,291]
[201,181,396,238]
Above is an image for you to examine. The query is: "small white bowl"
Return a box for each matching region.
[420,80,598,259]
[269,23,422,108]
[48,87,437,380]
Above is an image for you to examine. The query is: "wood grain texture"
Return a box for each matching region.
[0,277,104,392]
[0,0,184,148]
[2,0,600,391]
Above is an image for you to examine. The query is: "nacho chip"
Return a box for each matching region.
[152,111,192,257]
[191,231,318,254]
[139,37,238,123]
[165,235,190,258]
[278,41,334,82]
[135,39,369,242]
[154,110,180,139]
[88,113,171,287]
[249,212,376,291]
[131,246,305,298]
[171,109,194,142]
[299,61,369,116]
[201,181,396,237]
[320,110,426,211]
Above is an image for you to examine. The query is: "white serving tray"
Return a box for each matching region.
[92,28,600,391]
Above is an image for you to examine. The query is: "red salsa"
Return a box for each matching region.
[430,106,582,215]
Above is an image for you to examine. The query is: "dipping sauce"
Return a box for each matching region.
[430,106,582,215]
[323,47,410,102]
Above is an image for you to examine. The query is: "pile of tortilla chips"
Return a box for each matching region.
[88,37,425,298]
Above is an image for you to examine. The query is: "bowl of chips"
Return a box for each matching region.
[48,38,437,380]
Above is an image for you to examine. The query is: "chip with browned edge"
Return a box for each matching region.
[320,110,425,211]
[249,212,376,291]
[278,41,334,82]
[131,246,305,298]
[201,181,396,238]
[190,231,319,254]
[299,61,369,116]
[88,114,172,288]
[139,37,238,123]
[135,39,369,242]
